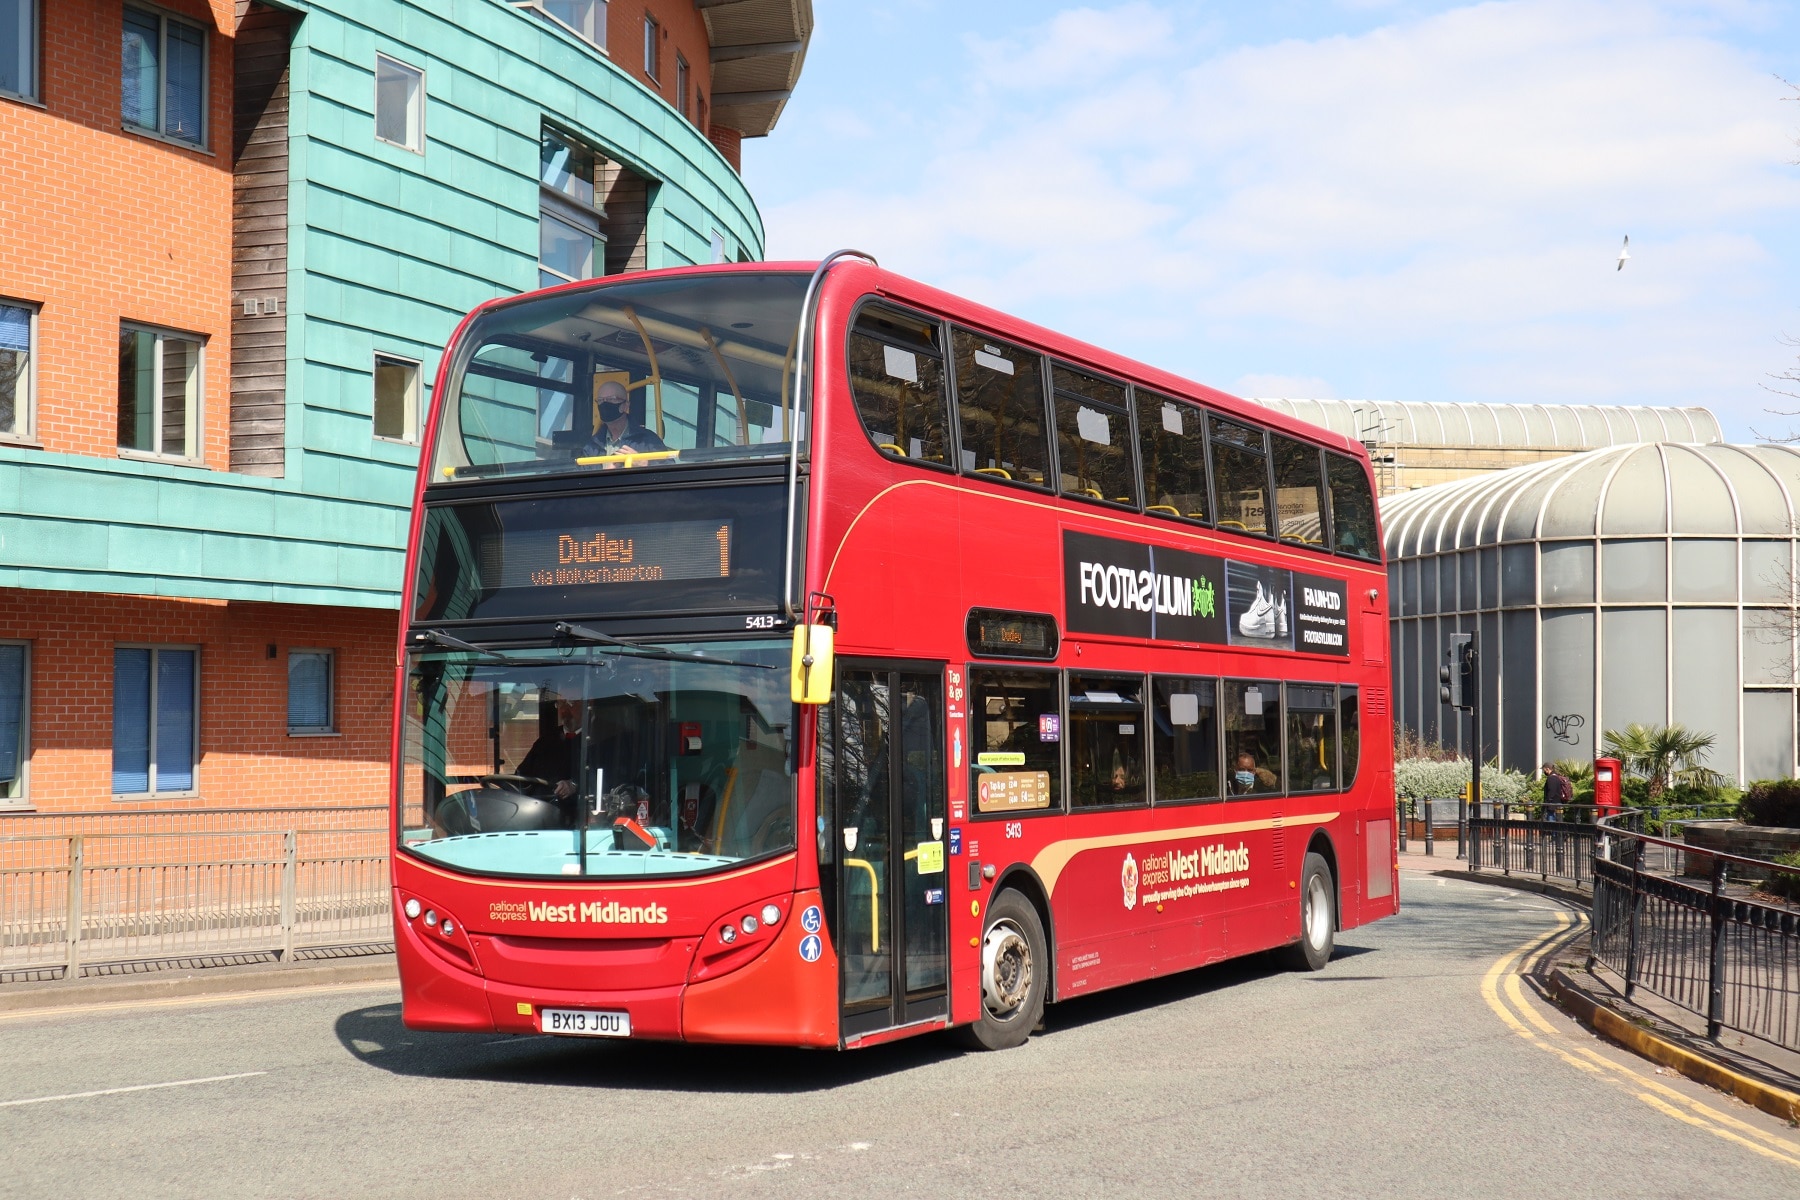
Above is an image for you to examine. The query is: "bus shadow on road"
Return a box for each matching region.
[333,946,1381,1090]
[333,1002,963,1093]
[1039,944,1379,1036]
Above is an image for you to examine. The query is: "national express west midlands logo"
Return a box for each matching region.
[488,899,670,926]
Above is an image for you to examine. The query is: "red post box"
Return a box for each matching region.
[1593,757,1622,820]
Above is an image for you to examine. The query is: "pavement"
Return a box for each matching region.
[4,873,1798,1198]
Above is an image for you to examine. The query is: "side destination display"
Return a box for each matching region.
[1062,530,1348,656]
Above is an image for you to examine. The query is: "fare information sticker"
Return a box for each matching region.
[977,770,1052,813]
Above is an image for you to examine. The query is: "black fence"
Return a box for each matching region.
[1588,822,1800,1053]
[1467,817,1597,890]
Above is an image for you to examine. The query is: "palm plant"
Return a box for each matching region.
[1601,722,1721,800]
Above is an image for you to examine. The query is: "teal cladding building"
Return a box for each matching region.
[0,0,809,810]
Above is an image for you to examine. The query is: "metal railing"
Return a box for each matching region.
[0,826,391,982]
[1468,814,1598,890]
[1589,815,1800,1053]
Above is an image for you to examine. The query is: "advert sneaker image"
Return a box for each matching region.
[1276,592,1288,637]
[1238,582,1278,639]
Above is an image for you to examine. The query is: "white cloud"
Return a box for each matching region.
[764,1,1800,435]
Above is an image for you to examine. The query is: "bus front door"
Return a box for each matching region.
[829,665,949,1038]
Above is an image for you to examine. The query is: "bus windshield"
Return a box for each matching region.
[398,640,795,879]
[432,272,809,483]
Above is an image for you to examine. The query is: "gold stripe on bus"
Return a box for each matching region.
[1030,812,1339,894]
[822,478,1379,596]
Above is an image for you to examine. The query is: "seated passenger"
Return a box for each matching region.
[581,380,669,458]
[1228,750,1277,795]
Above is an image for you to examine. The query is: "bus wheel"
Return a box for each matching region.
[957,890,1047,1051]
[1285,852,1336,971]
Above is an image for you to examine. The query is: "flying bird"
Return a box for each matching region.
[1616,235,1630,271]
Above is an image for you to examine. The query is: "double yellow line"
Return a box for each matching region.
[1482,913,1800,1170]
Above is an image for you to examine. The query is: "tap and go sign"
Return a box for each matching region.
[1062,531,1347,655]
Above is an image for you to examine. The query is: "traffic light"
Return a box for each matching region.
[1439,633,1473,710]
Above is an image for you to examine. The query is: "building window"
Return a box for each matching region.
[1,0,38,101]
[698,93,706,134]
[512,1,606,51]
[0,300,35,441]
[539,124,605,288]
[121,5,206,146]
[709,229,727,264]
[118,325,202,461]
[676,52,689,116]
[373,354,421,443]
[288,650,334,734]
[0,642,26,804]
[112,646,197,796]
[642,15,658,81]
[374,54,424,152]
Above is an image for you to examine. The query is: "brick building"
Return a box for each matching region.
[0,0,812,813]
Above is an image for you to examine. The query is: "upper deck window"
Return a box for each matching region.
[847,304,950,467]
[1270,435,1326,547]
[1052,365,1136,508]
[951,329,1051,489]
[1136,390,1209,525]
[1210,417,1271,537]
[1326,452,1380,560]
[431,272,806,483]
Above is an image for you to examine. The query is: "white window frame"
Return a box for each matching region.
[121,3,209,148]
[642,14,658,81]
[676,52,689,117]
[0,639,29,807]
[510,1,608,54]
[0,298,38,444]
[287,648,337,736]
[374,53,425,154]
[373,353,422,444]
[709,230,727,264]
[118,322,203,463]
[112,643,200,799]
[1,0,39,103]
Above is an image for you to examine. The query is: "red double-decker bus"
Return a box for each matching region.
[392,253,1396,1051]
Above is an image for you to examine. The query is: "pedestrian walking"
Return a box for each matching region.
[1541,762,1573,822]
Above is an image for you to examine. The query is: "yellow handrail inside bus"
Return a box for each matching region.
[701,326,748,444]
[843,856,880,951]
[1147,504,1179,515]
[621,305,665,438]
[779,324,797,440]
[1219,519,1249,531]
[710,766,738,852]
[974,467,1012,480]
[574,449,682,468]
[879,443,906,456]
[1079,487,1103,500]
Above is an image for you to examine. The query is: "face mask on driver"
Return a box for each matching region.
[1234,770,1256,788]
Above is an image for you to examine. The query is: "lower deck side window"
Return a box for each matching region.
[969,668,1060,815]
[1068,673,1145,808]
[1152,676,1218,804]
[1223,678,1281,796]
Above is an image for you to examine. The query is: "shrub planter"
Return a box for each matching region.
[1679,821,1800,882]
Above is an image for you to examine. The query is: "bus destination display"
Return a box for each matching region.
[501,520,732,588]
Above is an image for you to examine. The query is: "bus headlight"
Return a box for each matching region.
[761,904,781,926]
[424,910,437,927]
[719,924,738,944]
[741,915,759,934]
[404,898,421,920]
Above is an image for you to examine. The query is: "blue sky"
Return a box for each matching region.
[743,1,1800,443]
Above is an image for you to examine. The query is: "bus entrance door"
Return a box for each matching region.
[831,665,950,1039]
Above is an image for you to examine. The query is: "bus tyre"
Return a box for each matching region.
[956,890,1047,1051]
[1285,852,1336,971]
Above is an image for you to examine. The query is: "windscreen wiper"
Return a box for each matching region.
[409,628,513,663]
[553,622,777,670]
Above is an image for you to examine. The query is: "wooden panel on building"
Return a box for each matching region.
[598,160,652,277]
[230,3,294,476]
